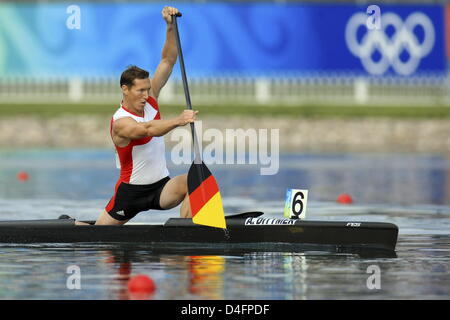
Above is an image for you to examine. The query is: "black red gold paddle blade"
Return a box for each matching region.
[188,162,227,229]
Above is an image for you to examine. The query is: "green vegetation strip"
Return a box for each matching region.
[1,103,450,118]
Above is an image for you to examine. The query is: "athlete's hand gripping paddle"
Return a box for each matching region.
[172,13,227,229]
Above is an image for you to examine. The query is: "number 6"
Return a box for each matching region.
[291,191,304,218]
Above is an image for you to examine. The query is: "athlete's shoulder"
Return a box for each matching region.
[112,107,129,121]
[112,105,123,117]
[113,105,143,122]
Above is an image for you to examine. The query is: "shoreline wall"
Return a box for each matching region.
[1,115,449,154]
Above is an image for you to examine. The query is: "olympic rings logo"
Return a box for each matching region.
[345,12,435,75]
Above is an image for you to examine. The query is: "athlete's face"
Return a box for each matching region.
[122,78,151,113]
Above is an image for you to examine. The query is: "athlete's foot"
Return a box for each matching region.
[58,214,90,226]
[75,221,90,226]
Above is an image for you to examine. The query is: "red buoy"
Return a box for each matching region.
[127,275,156,294]
[17,171,29,182]
[337,193,353,204]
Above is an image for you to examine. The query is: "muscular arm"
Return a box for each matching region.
[112,110,198,146]
[113,117,181,141]
[151,7,179,100]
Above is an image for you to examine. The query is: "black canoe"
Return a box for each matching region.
[0,212,398,253]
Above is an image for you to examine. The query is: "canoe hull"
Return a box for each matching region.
[0,217,398,252]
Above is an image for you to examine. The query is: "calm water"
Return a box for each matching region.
[0,149,449,300]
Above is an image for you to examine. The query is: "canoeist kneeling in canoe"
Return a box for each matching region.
[85,6,196,226]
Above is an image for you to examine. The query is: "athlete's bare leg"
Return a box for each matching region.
[180,193,191,218]
[159,174,191,218]
[95,210,129,225]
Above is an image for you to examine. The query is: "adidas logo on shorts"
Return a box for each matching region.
[116,210,125,216]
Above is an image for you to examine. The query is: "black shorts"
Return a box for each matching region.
[105,176,170,221]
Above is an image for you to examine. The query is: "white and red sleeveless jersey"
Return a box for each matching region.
[111,96,170,185]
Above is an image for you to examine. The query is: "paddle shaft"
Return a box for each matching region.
[172,14,202,164]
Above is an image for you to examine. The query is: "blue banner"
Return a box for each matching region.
[0,2,445,78]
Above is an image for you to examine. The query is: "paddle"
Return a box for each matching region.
[172,13,227,229]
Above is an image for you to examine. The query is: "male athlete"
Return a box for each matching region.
[95,6,196,225]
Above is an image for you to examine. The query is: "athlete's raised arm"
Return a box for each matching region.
[150,6,179,100]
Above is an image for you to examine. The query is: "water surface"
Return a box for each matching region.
[0,150,448,299]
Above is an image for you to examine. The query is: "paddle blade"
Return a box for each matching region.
[188,162,227,229]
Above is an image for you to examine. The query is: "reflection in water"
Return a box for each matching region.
[285,254,309,300]
[98,248,228,299]
[0,234,448,300]
[187,256,225,299]
[93,246,390,300]
[99,248,228,300]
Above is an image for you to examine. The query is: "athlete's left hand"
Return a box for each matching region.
[162,6,180,24]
